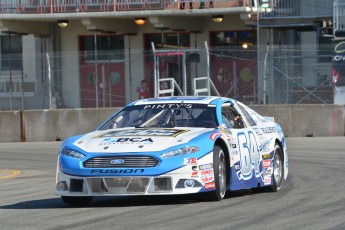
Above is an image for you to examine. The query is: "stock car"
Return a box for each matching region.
[56,96,288,205]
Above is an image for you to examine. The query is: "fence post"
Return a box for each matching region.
[263,44,270,104]
[204,41,211,96]
[46,53,52,109]
[151,42,157,98]
[182,51,187,95]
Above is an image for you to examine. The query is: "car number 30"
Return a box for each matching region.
[237,131,261,180]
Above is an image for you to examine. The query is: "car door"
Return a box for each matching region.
[221,102,262,190]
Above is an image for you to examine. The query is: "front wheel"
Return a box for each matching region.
[61,196,93,205]
[267,144,284,192]
[206,145,228,201]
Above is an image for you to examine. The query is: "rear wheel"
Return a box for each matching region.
[206,145,228,201]
[61,196,93,205]
[267,144,284,192]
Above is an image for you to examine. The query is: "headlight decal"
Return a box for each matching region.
[160,146,199,158]
[61,148,86,159]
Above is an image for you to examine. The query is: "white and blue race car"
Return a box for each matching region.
[56,96,288,205]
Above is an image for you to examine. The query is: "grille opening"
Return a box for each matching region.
[127,178,150,192]
[154,178,172,191]
[105,178,130,188]
[87,178,108,193]
[70,179,84,192]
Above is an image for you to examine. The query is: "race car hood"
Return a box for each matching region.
[72,128,214,153]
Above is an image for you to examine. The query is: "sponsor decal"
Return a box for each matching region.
[191,166,198,177]
[262,153,271,159]
[262,159,272,168]
[201,177,214,183]
[200,169,213,176]
[264,176,271,185]
[259,127,277,134]
[231,150,238,162]
[143,104,192,110]
[263,167,272,177]
[184,158,197,165]
[98,129,189,138]
[225,134,234,141]
[199,163,213,170]
[232,144,237,148]
[90,169,144,174]
[205,182,216,190]
[334,41,345,54]
[234,163,240,171]
[99,137,153,145]
[210,132,221,140]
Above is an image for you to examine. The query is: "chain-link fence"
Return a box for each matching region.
[0,43,340,110]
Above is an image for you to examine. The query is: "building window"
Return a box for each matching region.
[210,31,256,47]
[0,81,35,94]
[0,35,23,71]
[80,35,125,62]
[318,35,333,63]
[144,33,190,49]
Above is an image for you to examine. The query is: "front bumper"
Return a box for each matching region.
[56,153,215,197]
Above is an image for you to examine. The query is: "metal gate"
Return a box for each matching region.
[151,42,219,97]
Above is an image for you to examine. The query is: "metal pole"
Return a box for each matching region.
[151,42,157,97]
[263,44,269,104]
[194,32,198,78]
[9,33,13,110]
[94,32,99,108]
[41,36,45,109]
[108,33,112,107]
[204,41,211,96]
[46,53,52,109]
[102,65,105,107]
[256,1,263,104]
[182,52,187,95]
[21,51,24,110]
[128,35,133,101]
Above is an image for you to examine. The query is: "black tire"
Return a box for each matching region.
[267,144,284,192]
[206,145,228,201]
[61,196,93,205]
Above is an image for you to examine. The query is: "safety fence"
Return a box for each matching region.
[0,43,341,110]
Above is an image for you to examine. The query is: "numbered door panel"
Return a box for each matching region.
[229,128,264,190]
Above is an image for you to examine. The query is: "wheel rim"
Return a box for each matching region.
[273,152,282,186]
[218,149,227,198]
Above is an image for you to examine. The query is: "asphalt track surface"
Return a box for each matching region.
[0,137,345,230]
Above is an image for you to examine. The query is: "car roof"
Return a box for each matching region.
[131,96,236,106]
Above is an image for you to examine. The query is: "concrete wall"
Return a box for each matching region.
[0,105,344,142]
[0,110,22,142]
[250,105,345,137]
[22,108,119,142]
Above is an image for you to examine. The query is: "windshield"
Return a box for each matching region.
[99,103,217,130]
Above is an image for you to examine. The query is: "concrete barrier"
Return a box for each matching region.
[0,105,344,142]
[23,108,119,142]
[250,105,345,137]
[0,110,22,142]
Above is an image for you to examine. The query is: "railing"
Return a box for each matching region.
[262,0,334,19]
[0,0,251,14]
